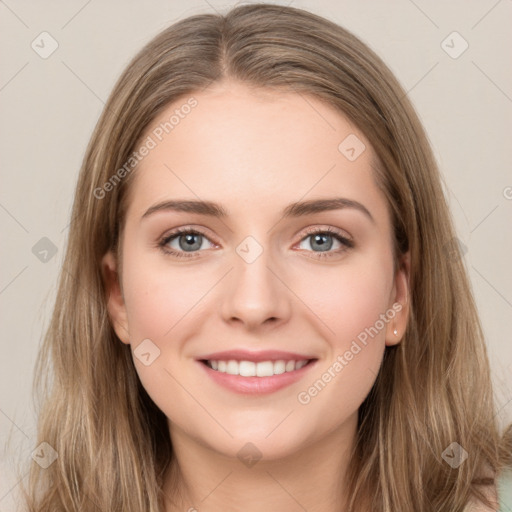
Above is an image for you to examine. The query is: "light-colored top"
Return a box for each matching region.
[498,468,512,511]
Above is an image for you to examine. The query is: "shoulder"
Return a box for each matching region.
[466,468,512,511]
[496,468,512,510]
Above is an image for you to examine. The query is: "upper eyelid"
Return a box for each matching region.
[161,226,219,245]
[161,225,352,247]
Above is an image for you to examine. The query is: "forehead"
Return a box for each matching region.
[124,81,387,224]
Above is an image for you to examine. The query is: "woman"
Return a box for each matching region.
[19,3,512,511]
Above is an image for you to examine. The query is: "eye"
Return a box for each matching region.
[158,225,354,260]
[296,226,354,259]
[158,228,216,258]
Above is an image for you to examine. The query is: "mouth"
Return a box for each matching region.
[199,358,317,377]
[196,355,319,395]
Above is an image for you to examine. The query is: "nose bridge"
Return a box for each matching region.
[220,234,291,327]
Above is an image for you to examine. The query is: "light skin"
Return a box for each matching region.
[102,80,410,512]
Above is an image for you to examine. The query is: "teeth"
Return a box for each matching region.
[206,359,311,376]
[295,360,308,370]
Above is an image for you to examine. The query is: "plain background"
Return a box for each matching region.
[1,0,511,508]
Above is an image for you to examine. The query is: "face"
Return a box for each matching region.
[102,80,409,461]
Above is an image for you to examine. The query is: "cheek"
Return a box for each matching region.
[120,247,228,395]
[120,249,207,407]
[335,268,391,344]
[292,254,394,411]
[122,250,206,342]
[122,243,394,357]
[296,254,394,348]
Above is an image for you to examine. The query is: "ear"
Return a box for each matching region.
[101,250,130,345]
[385,251,410,347]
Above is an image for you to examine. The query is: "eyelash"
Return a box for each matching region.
[157,226,354,260]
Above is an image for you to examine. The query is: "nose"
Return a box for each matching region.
[220,245,292,331]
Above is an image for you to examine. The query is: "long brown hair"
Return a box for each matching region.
[18,3,512,511]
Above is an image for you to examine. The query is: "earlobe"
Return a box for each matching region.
[385,251,411,347]
[101,250,130,345]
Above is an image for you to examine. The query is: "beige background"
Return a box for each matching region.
[1,0,511,508]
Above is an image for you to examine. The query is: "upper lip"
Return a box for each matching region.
[197,350,317,363]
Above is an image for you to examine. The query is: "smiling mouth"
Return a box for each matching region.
[199,358,317,377]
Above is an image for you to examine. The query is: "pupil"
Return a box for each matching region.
[180,234,201,251]
[312,234,332,252]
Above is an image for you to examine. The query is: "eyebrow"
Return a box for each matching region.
[141,197,374,223]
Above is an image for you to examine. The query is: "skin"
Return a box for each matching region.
[102,80,410,512]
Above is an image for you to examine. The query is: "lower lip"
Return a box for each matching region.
[196,359,318,395]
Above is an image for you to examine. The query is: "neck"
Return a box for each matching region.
[162,413,358,512]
